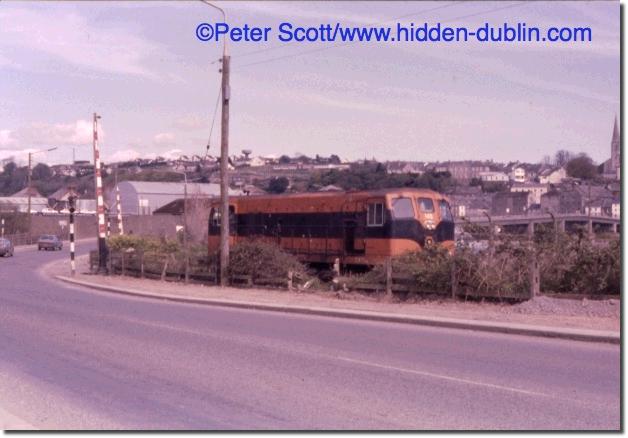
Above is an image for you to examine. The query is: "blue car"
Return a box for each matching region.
[38,235,63,251]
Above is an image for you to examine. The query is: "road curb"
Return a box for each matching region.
[54,275,620,345]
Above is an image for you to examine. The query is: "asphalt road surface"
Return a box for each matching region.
[0,242,620,430]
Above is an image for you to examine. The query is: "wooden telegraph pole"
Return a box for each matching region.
[219,54,231,286]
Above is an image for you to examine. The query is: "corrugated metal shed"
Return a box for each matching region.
[111,181,240,215]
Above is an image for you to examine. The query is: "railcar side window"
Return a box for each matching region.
[392,197,414,219]
[367,203,384,226]
[439,200,453,221]
[211,208,221,227]
[418,198,435,213]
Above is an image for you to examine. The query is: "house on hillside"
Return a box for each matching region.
[540,189,582,214]
[50,164,77,177]
[447,186,492,218]
[387,161,426,175]
[510,183,549,206]
[478,171,509,183]
[509,166,526,183]
[491,192,529,216]
[538,167,566,184]
[431,161,490,182]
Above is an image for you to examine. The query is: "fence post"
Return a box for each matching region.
[451,257,457,299]
[528,249,540,299]
[184,248,189,284]
[288,270,293,291]
[527,221,535,240]
[140,251,145,278]
[121,251,126,276]
[333,258,340,278]
[161,255,169,281]
[385,257,392,299]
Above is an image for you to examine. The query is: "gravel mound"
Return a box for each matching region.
[512,296,620,318]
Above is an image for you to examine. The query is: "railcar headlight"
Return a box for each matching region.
[425,220,435,230]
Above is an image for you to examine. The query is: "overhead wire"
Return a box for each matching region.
[233,1,528,70]
[230,1,461,61]
[204,80,222,159]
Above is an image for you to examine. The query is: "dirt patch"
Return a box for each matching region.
[47,255,620,332]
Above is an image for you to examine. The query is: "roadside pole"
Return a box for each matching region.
[1,218,4,238]
[68,195,76,277]
[27,152,32,243]
[92,113,108,274]
[183,174,189,284]
[115,169,124,235]
[219,54,231,286]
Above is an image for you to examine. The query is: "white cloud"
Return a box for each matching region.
[0,120,98,151]
[109,149,141,162]
[153,132,176,148]
[145,148,184,161]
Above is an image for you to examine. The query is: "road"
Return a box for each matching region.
[0,242,620,430]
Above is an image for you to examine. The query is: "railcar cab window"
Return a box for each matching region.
[210,206,236,227]
[367,202,384,227]
[391,197,415,219]
[439,200,453,221]
[417,198,435,213]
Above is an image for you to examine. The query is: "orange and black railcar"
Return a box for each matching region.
[208,188,455,266]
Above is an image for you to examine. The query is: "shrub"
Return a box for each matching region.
[454,238,531,298]
[107,235,181,254]
[538,234,620,295]
[391,247,452,294]
[228,240,308,283]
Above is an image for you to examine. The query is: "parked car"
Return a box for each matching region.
[0,238,14,257]
[38,235,63,251]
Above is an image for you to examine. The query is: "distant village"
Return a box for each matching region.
[0,118,621,222]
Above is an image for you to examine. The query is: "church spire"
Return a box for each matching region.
[612,114,619,143]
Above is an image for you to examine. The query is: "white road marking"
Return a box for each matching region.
[337,356,550,398]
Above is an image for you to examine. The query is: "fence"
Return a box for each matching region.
[87,228,619,301]
[344,254,536,301]
[89,249,300,290]
[339,230,618,301]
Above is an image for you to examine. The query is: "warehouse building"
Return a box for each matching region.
[109,181,239,216]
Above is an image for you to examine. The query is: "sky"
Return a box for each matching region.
[0,1,620,166]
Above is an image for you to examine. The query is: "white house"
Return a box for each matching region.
[510,183,549,205]
[479,171,509,183]
[510,166,526,183]
[539,167,567,184]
